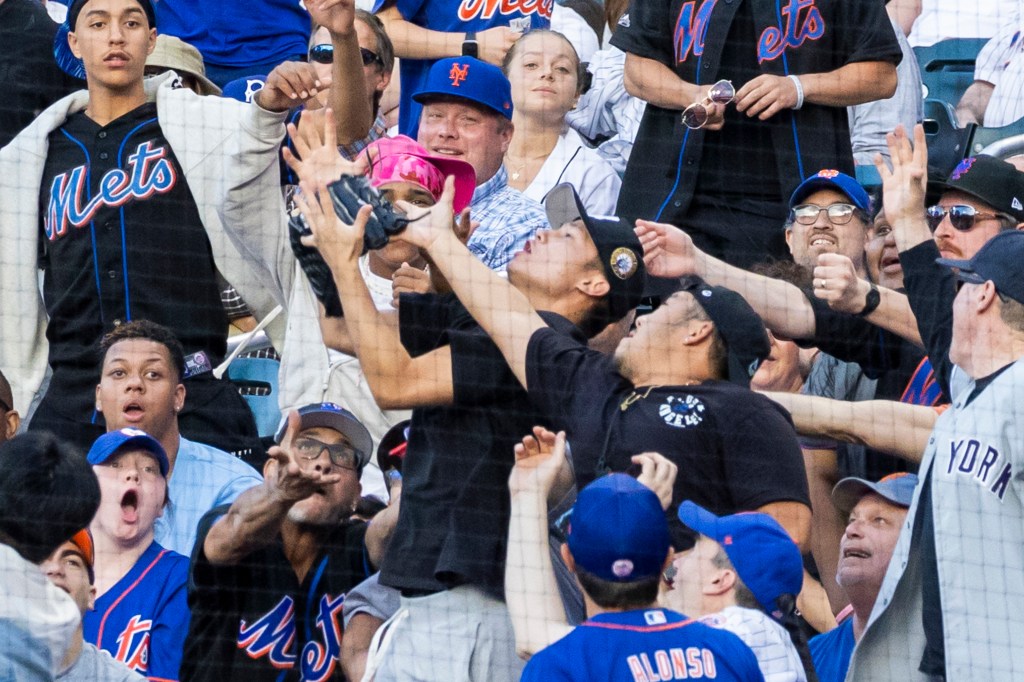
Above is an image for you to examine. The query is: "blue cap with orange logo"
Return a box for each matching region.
[412,57,513,120]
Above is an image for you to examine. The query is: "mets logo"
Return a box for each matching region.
[951,157,976,181]
[113,614,153,673]
[673,0,718,64]
[44,140,178,242]
[816,169,840,179]
[658,394,705,429]
[456,0,553,23]
[449,63,470,86]
[238,593,347,681]
[758,0,825,63]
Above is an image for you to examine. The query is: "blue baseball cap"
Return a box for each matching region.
[87,428,169,477]
[274,403,373,471]
[567,474,670,583]
[789,169,871,212]
[222,75,267,104]
[412,57,513,120]
[832,472,919,513]
[936,230,1024,305]
[677,501,803,619]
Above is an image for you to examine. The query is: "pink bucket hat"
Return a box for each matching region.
[359,135,476,214]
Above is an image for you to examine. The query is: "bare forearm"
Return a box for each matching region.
[364,500,400,569]
[863,287,924,348]
[506,490,572,658]
[956,81,994,127]
[377,6,462,59]
[328,30,373,144]
[203,484,292,565]
[623,53,698,110]
[801,61,897,107]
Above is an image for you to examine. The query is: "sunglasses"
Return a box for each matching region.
[681,80,735,129]
[926,204,1010,232]
[309,44,381,67]
[294,436,363,472]
[792,203,860,225]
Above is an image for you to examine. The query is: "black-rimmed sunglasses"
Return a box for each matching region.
[926,204,1010,232]
[309,44,381,67]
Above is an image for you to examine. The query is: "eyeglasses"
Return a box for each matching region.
[925,204,1010,232]
[308,44,381,67]
[293,436,363,471]
[681,80,734,129]
[792,203,860,225]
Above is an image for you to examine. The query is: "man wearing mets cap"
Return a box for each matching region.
[41,529,145,680]
[810,472,917,682]
[183,404,400,680]
[413,56,550,272]
[521,474,764,682]
[847,229,1024,681]
[787,169,874,276]
[668,502,808,682]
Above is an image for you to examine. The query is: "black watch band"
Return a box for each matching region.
[462,31,478,58]
[858,282,881,317]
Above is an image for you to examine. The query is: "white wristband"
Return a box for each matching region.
[788,74,804,110]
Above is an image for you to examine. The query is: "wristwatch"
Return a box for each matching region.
[462,31,478,58]
[858,282,881,317]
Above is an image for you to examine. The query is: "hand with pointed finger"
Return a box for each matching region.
[509,427,572,500]
[258,61,332,112]
[632,452,677,511]
[293,179,370,271]
[266,411,343,505]
[634,220,701,278]
[283,108,366,188]
[735,74,799,120]
[813,253,871,314]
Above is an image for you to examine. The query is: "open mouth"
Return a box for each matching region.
[120,489,139,523]
[843,548,870,559]
[122,401,144,420]
[810,236,836,248]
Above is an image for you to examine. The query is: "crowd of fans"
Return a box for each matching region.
[2,0,1024,680]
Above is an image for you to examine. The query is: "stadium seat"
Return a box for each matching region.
[226,356,281,438]
[966,116,1024,159]
[914,38,988,107]
[922,98,974,180]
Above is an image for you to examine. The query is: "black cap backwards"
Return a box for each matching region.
[679,276,771,386]
[544,184,646,326]
[936,230,1024,305]
[930,156,1024,223]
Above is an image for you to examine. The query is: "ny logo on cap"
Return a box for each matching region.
[817,169,840,178]
[951,157,976,181]
[449,63,469,87]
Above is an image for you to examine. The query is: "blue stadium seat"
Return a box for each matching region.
[226,356,281,438]
[914,38,988,107]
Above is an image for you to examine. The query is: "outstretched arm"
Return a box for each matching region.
[307,0,373,144]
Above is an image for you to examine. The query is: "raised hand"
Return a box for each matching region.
[306,0,356,37]
[634,219,702,278]
[812,252,871,314]
[632,452,677,511]
[478,26,522,66]
[257,61,332,112]
[266,411,343,505]
[391,175,458,252]
[283,108,365,188]
[509,427,572,499]
[293,178,370,270]
[874,124,929,229]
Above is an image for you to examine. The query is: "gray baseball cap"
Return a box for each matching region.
[832,472,919,513]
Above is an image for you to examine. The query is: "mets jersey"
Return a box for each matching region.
[83,542,190,681]
[520,608,765,681]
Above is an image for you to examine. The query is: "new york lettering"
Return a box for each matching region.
[456,0,552,23]
[945,438,1013,501]
[45,140,177,241]
[758,0,825,63]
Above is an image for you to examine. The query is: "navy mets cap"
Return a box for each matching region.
[790,169,871,212]
[87,428,169,478]
[832,472,919,513]
[678,276,771,386]
[567,474,670,583]
[412,57,513,120]
[55,0,158,80]
[936,230,1024,305]
[275,403,374,471]
[545,183,646,326]
[678,501,804,620]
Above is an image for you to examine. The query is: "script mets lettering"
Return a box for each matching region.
[299,593,347,682]
[113,615,152,673]
[627,647,718,681]
[757,0,825,63]
[44,140,178,241]
[456,0,552,23]
[238,597,298,669]
[944,438,1013,501]
[673,0,718,64]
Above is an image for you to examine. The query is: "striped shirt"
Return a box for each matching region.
[466,165,549,272]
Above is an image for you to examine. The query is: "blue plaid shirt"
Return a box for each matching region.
[467,166,549,272]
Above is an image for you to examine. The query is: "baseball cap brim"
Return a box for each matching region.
[87,431,170,477]
[831,475,917,513]
[675,500,722,540]
[789,172,870,211]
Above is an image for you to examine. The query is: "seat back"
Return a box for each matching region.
[226,356,281,438]
[914,38,988,106]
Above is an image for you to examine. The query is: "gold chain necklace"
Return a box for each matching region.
[619,385,662,411]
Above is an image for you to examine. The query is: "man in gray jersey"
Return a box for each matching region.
[847,230,1024,681]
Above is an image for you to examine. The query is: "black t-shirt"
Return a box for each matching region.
[182,506,372,681]
[38,103,227,422]
[610,0,901,227]
[377,294,572,598]
[0,0,82,147]
[526,327,810,545]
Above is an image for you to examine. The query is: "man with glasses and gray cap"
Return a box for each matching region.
[846,230,1024,681]
[182,403,400,681]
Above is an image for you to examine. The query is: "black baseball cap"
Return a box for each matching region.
[929,156,1024,223]
[936,230,1024,305]
[544,184,646,326]
[679,276,771,386]
[376,419,410,476]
